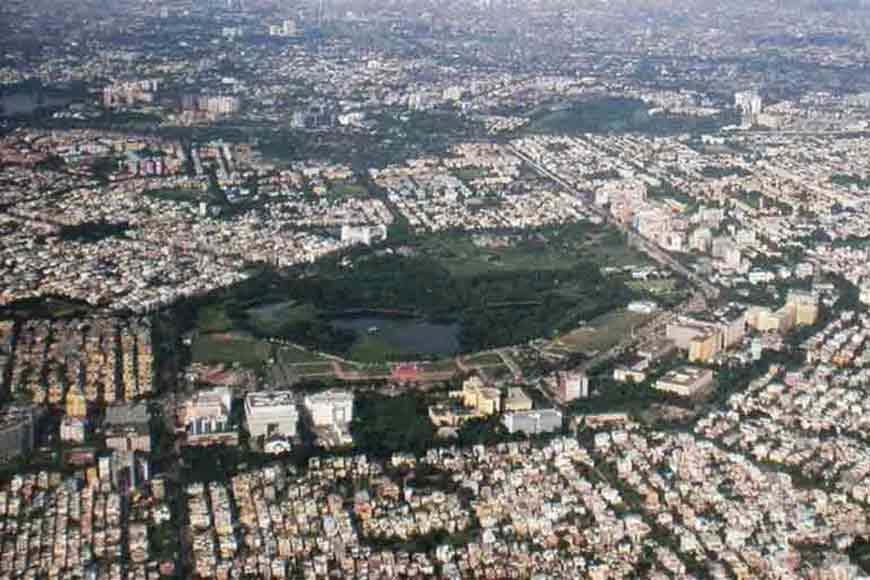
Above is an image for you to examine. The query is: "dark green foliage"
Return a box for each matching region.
[58,221,129,243]
[351,393,437,457]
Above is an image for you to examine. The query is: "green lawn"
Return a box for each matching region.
[556,310,655,354]
[197,304,234,333]
[190,334,272,368]
[329,182,369,198]
[419,224,646,279]
[275,345,326,364]
[463,352,504,366]
[424,359,460,373]
[293,362,337,376]
[349,335,410,363]
[453,167,489,182]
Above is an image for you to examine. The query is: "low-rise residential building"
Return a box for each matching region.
[0,406,37,459]
[105,402,152,453]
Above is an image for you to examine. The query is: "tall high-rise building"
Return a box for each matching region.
[735,91,763,125]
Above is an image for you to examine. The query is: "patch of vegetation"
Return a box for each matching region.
[736,189,792,213]
[557,310,655,354]
[58,221,129,243]
[830,173,870,189]
[646,180,693,205]
[144,188,210,204]
[189,334,272,369]
[189,223,642,361]
[349,335,412,363]
[328,182,369,198]
[527,97,736,136]
[0,296,93,319]
[196,304,234,333]
[700,165,750,179]
[463,352,504,366]
[247,302,318,336]
[352,392,437,457]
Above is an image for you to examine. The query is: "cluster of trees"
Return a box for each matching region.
[244,251,632,354]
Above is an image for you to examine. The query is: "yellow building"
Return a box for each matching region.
[688,332,720,364]
[462,377,501,416]
[747,306,795,334]
[65,384,88,419]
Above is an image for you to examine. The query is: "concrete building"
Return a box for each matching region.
[245,390,299,439]
[502,410,562,435]
[65,384,88,419]
[557,371,589,403]
[340,224,388,246]
[669,311,746,363]
[461,376,501,416]
[613,357,650,384]
[735,90,763,125]
[787,290,819,326]
[180,387,237,446]
[654,366,715,397]
[503,387,533,412]
[688,332,720,364]
[105,402,152,453]
[304,389,354,428]
[747,305,797,334]
[60,416,86,443]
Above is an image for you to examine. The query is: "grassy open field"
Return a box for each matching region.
[329,182,369,198]
[274,344,327,364]
[196,304,234,333]
[190,333,272,368]
[417,224,646,279]
[462,352,504,366]
[555,310,655,354]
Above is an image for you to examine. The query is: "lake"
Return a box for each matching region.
[330,315,461,357]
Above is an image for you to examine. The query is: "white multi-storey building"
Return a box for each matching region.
[245,390,299,439]
[304,389,354,428]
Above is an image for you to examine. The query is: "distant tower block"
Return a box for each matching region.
[734,91,763,126]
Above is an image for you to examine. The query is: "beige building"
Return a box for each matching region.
[462,377,501,416]
[747,306,795,334]
[786,290,819,326]
[503,388,533,412]
[654,366,715,397]
[688,332,720,364]
[65,383,88,419]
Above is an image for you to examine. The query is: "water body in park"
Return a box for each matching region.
[329,315,461,357]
